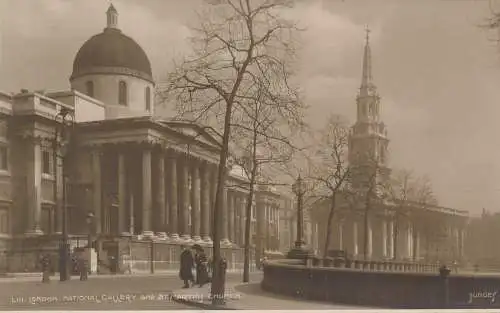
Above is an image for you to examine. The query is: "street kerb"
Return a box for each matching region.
[170,283,242,310]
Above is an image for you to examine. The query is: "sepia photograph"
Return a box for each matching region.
[0,0,500,310]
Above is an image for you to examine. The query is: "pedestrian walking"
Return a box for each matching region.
[179,245,194,288]
[192,244,209,287]
[79,256,88,281]
[40,254,51,283]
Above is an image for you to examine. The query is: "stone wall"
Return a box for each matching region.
[0,236,258,275]
[121,240,255,274]
[262,259,500,309]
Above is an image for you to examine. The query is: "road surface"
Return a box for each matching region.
[0,273,261,310]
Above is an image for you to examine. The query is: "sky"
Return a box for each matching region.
[1,0,500,215]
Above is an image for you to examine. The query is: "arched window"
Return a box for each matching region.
[145,87,151,111]
[118,81,127,105]
[85,81,94,97]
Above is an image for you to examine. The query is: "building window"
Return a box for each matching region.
[42,150,51,175]
[0,146,7,171]
[41,205,53,234]
[145,87,151,111]
[86,81,94,97]
[118,81,128,105]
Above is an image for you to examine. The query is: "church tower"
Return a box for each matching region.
[348,28,391,191]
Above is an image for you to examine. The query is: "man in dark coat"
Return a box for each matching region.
[193,245,209,287]
[179,245,194,288]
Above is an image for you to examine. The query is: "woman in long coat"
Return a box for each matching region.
[193,245,209,287]
[179,246,194,288]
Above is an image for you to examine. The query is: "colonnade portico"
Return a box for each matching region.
[89,143,250,246]
[315,206,467,262]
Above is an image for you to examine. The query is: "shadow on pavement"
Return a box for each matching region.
[234,283,374,310]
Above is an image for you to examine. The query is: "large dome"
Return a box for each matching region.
[70,5,153,82]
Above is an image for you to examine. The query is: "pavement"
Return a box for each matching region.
[171,280,375,310]
[0,272,260,310]
[0,271,180,283]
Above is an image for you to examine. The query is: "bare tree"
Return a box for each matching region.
[411,175,438,260]
[385,170,438,260]
[160,0,300,302]
[306,115,350,260]
[229,82,304,283]
[480,0,500,46]
[384,169,415,260]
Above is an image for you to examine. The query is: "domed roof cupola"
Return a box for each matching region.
[70,4,153,83]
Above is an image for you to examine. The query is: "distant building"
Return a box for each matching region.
[0,4,289,272]
[464,211,500,268]
[309,29,469,262]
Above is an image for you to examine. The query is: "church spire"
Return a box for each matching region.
[106,3,119,30]
[360,25,375,96]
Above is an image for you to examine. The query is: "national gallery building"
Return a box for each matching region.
[0,5,293,273]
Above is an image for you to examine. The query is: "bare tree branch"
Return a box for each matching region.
[158,0,303,289]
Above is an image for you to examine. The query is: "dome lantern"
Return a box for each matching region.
[106,4,119,30]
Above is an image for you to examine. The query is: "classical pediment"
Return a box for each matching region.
[160,120,222,150]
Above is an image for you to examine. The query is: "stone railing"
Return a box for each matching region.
[313,257,441,273]
[262,259,500,309]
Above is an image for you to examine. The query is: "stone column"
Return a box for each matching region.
[276,205,280,250]
[338,222,344,250]
[255,196,265,260]
[191,159,201,241]
[382,218,387,259]
[234,194,241,245]
[239,196,246,246]
[414,229,420,260]
[265,204,270,250]
[142,149,152,233]
[389,220,394,259]
[228,191,235,243]
[92,150,102,234]
[179,157,190,240]
[221,186,229,244]
[353,220,359,256]
[367,217,373,259]
[200,162,211,242]
[167,151,179,239]
[209,166,217,238]
[26,140,43,235]
[118,152,127,234]
[156,152,166,233]
[405,221,412,259]
[460,228,465,259]
[315,223,320,253]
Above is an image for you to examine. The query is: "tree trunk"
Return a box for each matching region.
[243,129,259,283]
[210,103,233,305]
[322,193,337,260]
[243,180,255,282]
[210,39,253,305]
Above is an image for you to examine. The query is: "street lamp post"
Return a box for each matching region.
[287,175,313,260]
[86,212,94,274]
[86,212,94,249]
[53,107,74,281]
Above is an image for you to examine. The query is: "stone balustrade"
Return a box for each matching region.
[262,259,500,309]
[312,257,441,273]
